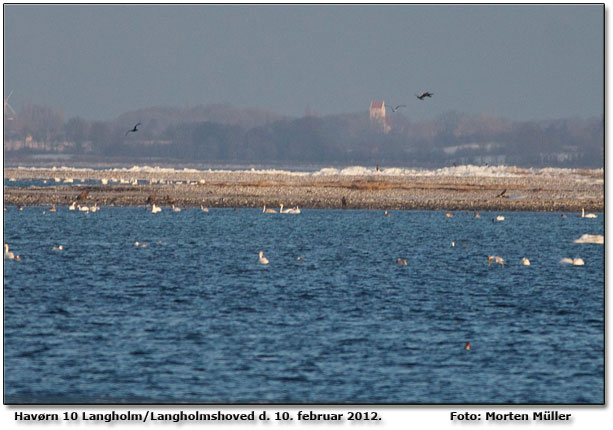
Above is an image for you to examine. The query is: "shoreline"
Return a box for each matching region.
[3,167,603,212]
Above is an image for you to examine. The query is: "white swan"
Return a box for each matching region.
[90,204,99,213]
[101,178,109,185]
[151,204,162,213]
[560,257,585,266]
[4,244,15,259]
[134,241,148,248]
[263,205,277,214]
[574,234,604,244]
[581,208,598,218]
[488,255,504,266]
[396,258,408,266]
[52,245,63,251]
[496,215,505,221]
[68,201,76,211]
[49,205,57,212]
[522,257,530,266]
[281,204,301,214]
[172,205,181,212]
[259,251,269,265]
[77,204,89,212]
[200,205,209,213]
[445,212,453,218]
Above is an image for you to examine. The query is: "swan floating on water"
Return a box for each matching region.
[69,201,76,211]
[488,255,504,266]
[52,245,63,251]
[263,205,277,214]
[474,211,480,218]
[280,204,301,214]
[4,244,15,259]
[560,257,585,266]
[200,205,209,212]
[522,257,530,266]
[4,244,20,260]
[259,251,269,265]
[574,234,603,244]
[396,258,408,266]
[134,241,148,248]
[445,212,453,218]
[581,208,598,218]
[496,215,505,221]
[151,204,162,213]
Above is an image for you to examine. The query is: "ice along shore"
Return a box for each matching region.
[3,166,603,213]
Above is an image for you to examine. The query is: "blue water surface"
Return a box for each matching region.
[3,207,604,404]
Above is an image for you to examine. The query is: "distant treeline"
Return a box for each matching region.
[4,103,603,167]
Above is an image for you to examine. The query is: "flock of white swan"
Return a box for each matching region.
[3,203,602,269]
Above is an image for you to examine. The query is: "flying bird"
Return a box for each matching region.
[390,104,406,112]
[125,122,141,136]
[496,189,507,198]
[416,92,433,100]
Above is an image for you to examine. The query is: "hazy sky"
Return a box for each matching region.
[3,4,604,122]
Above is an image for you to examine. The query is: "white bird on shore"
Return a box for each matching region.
[581,208,597,218]
[259,251,269,265]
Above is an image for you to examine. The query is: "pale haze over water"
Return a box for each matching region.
[2,4,603,121]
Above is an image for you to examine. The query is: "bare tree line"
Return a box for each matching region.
[4,103,603,167]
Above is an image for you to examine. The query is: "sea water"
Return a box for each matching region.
[3,206,604,403]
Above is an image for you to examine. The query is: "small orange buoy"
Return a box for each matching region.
[465,342,471,351]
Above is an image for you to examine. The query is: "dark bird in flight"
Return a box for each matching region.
[125,122,141,136]
[496,189,507,198]
[390,104,406,112]
[416,92,433,100]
